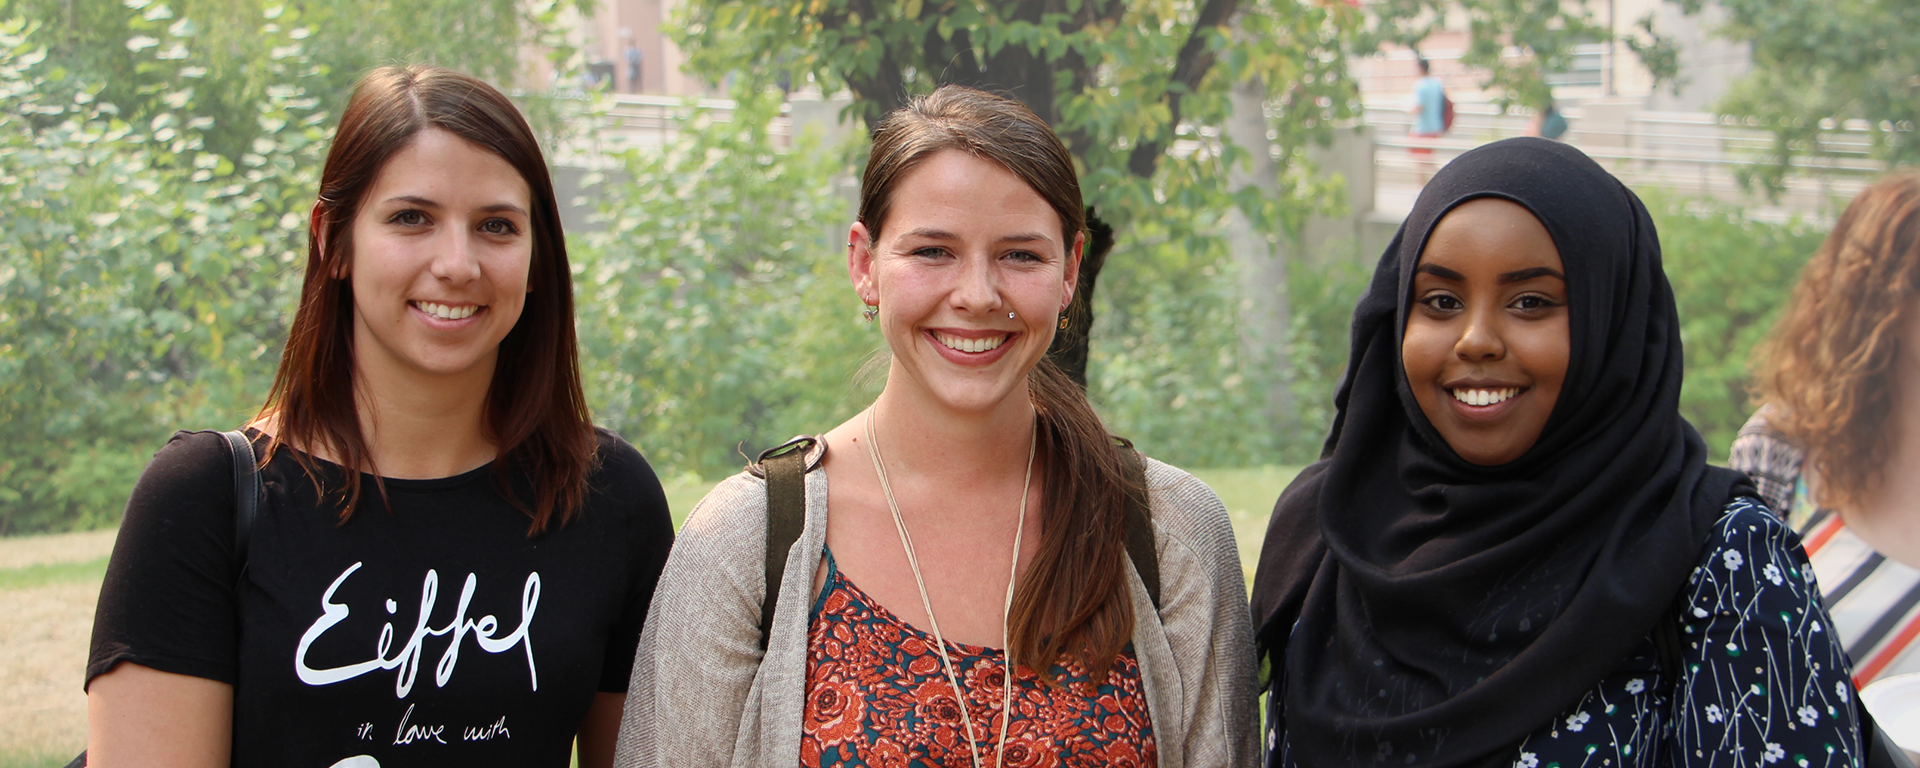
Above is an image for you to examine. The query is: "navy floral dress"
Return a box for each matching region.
[1269,498,1864,768]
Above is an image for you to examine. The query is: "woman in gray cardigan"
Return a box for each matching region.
[614,85,1257,768]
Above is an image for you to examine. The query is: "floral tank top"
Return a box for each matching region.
[801,549,1158,767]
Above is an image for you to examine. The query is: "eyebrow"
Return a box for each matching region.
[384,195,528,217]
[899,227,1055,245]
[1413,263,1566,284]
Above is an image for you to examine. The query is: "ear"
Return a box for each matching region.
[848,221,878,306]
[313,201,347,279]
[1060,230,1085,311]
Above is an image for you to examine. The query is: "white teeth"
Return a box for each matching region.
[1451,387,1518,406]
[934,332,1008,353]
[414,301,477,320]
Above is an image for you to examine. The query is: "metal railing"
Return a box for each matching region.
[1364,101,1887,217]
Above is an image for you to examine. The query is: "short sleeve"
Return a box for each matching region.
[593,432,676,693]
[1671,498,1862,767]
[86,431,243,689]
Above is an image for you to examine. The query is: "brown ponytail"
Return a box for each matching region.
[861,86,1139,683]
[1015,359,1141,683]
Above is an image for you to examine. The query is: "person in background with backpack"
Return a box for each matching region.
[83,65,675,768]
[1407,56,1449,183]
[615,85,1256,768]
[1251,138,1863,768]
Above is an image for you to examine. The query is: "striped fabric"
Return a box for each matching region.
[1730,408,1920,686]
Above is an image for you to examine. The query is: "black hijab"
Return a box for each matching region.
[1249,138,1752,768]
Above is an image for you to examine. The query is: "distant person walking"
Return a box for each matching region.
[1408,57,1448,182]
[624,41,643,93]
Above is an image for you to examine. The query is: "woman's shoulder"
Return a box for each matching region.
[1698,496,1805,564]
[136,429,245,505]
[1139,456,1236,555]
[669,471,771,558]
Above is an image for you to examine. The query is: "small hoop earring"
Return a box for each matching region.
[1058,313,1070,330]
[863,306,878,323]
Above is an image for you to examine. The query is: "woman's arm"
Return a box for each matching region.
[86,432,245,765]
[614,475,778,767]
[1148,463,1261,768]
[1671,498,1862,767]
[576,692,626,768]
[86,663,232,767]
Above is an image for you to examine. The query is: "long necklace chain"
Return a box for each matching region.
[864,407,1034,768]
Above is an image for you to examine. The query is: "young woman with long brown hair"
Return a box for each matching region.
[615,85,1257,767]
[84,65,674,767]
[1731,170,1920,688]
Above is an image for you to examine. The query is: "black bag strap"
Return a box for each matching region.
[222,429,262,572]
[1117,441,1160,611]
[758,436,815,650]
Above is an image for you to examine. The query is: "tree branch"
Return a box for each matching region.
[1126,0,1241,178]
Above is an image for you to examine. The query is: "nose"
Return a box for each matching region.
[1454,313,1505,361]
[949,251,1002,315]
[429,225,482,284]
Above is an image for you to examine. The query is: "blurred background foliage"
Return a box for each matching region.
[0,0,1875,534]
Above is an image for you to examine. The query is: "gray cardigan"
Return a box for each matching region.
[613,449,1259,767]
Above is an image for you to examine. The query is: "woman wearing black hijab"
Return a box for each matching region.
[1252,138,1862,768]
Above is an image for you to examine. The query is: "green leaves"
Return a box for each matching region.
[0,8,324,533]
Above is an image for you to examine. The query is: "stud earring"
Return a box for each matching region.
[863,305,878,322]
[1058,313,1070,330]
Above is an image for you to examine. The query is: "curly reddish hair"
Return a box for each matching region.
[1756,169,1920,512]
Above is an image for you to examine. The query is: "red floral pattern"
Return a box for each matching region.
[801,551,1157,767]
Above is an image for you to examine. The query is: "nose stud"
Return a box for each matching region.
[1008,312,1016,320]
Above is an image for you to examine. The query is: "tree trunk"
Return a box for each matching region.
[1224,77,1294,432]
[1045,207,1114,388]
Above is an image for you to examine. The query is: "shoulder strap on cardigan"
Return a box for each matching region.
[1117,438,1160,611]
[757,436,817,651]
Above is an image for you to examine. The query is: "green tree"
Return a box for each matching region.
[1668,0,1918,193]
[0,12,327,533]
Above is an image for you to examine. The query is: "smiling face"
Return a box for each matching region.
[345,128,533,385]
[850,149,1081,416]
[1402,197,1571,466]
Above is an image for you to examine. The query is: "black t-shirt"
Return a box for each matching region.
[87,428,674,767]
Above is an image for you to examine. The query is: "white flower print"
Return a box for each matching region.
[1798,705,1819,726]
[1723,549,1745,571]
[1515,753,1539,768]
[1625,678,1645,694]
[1838,681,1851,703]
[1706,704,1724,723]
[1765,742,1786,763]
[1763,562,1784,584]
[1565,711,1590,732]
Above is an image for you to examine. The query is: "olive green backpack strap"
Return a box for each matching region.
[1116,437,1160,611]
[756,436,818,651]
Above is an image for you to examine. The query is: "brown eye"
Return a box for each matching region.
[390,210,426,226]
[481,218,521,236]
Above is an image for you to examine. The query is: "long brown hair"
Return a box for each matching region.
[1755,169,1920,512]
[861,85,1141,683]
[260,65,596,535]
